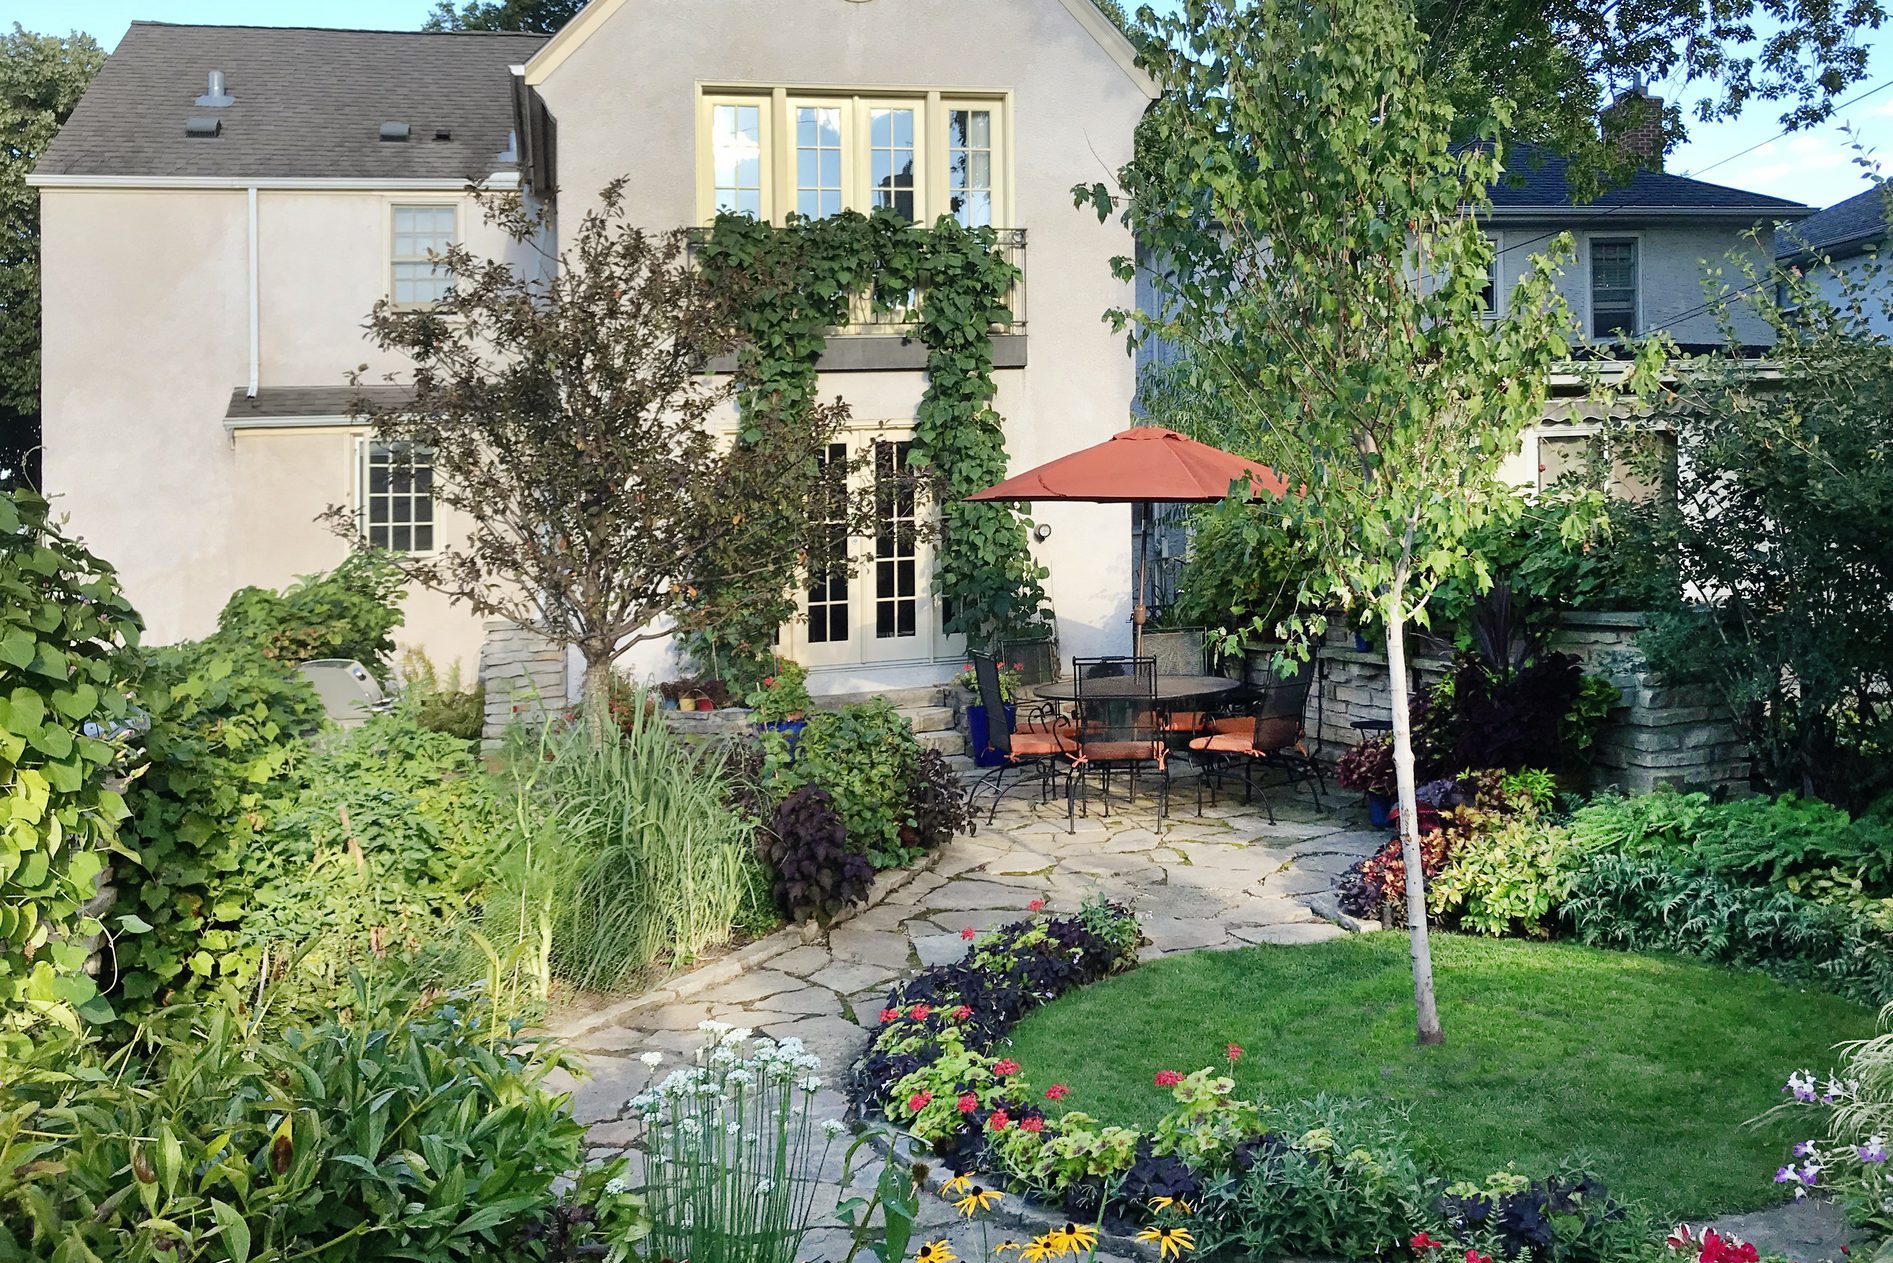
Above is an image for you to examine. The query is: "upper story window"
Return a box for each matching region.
[1480,232,1503,319]
[361,440,435,553]
[391,204,457,306]
[699,90,1008,227]
[1590,237,1639,338]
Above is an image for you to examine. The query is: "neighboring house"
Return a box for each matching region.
[1776,181,1893,338]
[34,2,1154,693]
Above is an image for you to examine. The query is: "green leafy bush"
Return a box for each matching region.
[397,650,485,742]
[214,551,405,682]
[1431,808,1575,936]
[0,987,647,1261]
[763,699,926,868]
[761,785,873,923]
[116,643,324,1013]
[0,490,142,1033]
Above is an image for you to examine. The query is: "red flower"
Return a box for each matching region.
[1410,1234,1441,1253]
[961,928,976,940]
[1226,1043,1244,1063]
[993,1059,1021,1076]
[879,1008,899,1023]
[910,1004,932,1021]
[1465,1252,1492,1263]
[1154,1070,1183,1088]
[1045,1083,1070,1100]
[952,1005,973,1021]
[1021,1115,1044,1132]
[763,676,776,688]
[907,1090,933,1112]
[987,1110,1010,1132]
[958,1092,978,1114]
[1028,898,1046,912]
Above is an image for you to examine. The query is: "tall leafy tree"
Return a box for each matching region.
[0,25,103,491]
[1086,0,1638,1044]
[340,182,862,723]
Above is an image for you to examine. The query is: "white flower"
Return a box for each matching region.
[799,1075,824,1093]
[757,1178,776,1195]
[678,1118,703,1137]
[640,1051,664,1068]
[726,1068,755,1088]
[699,1019,734,1039]
[711,1045,738,1066]
[723,1026,754,1046]
[821,1119,848,1139]
[604,1177,627,1196]
[726,1121,743,1135]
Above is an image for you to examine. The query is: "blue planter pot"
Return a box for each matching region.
[1367,791,1395,828]
[761,718,809,754]
[966,703,1018,768]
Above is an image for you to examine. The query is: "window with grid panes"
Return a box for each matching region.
[806,443,850,643]
[362,441,435,553]
[873,440,918,640]
[391,205,456,305]
[1590,239,1639,337]
[948,108,995,227]
[711,102,766,217]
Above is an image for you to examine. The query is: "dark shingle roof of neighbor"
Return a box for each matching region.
[225,385,415,422]
[1483,142,1811,217]
[1774,182,1891,260]
[36,22,547,181]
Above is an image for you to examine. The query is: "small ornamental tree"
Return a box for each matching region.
[343,181,857,721]
[1086,0,1643,1043]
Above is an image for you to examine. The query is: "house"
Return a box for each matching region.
[33,2,1155,695]
[1776,181,1893,337]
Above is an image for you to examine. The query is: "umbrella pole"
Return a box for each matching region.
[1133,499,1149,659]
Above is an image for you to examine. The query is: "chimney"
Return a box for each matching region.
[1602,86,1666,172]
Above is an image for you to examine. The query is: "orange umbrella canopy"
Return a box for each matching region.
[966,426,1290,504]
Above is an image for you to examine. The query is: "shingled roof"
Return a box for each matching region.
[1483,142,1810,219]
[35,22,547,182]
[1774,182,1891,262]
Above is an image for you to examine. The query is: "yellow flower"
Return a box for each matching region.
[942,1173,974,1197]
[1147,1196,1194,1214]
[1020,1236,1060,1262]
[1051,1221,1098,1254]
[954,1184,1003,1217]
[914,1241,958,1263]
[993,1242,1023,1255]
[1135,1226,1197,1260]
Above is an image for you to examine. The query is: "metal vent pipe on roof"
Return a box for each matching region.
[197,70,234,108]
[184,116,222,138]
[379,122,411,142]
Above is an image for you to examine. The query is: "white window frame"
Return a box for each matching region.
[355,436,438,556]
[1586,233,1642,339]
[696,87,1007,228]
[1482,230,1505,320]
[388,202,458,308]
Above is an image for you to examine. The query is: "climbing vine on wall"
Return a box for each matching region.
[690,209,1048,674]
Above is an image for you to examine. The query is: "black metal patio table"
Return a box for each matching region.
[1030,674,1246,707]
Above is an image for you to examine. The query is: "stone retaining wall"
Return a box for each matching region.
[1283,613,1748,795]
[478,620,569,748]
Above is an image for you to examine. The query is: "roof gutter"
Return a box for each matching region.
[26,173,521,190]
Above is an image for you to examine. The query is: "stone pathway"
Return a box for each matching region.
[547,778,1852,1262]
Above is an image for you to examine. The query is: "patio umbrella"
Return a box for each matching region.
[967,426,1291,657]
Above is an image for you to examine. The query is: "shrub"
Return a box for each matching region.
[1430,808,1574,936]
[1335,735,1396,796]
[397,649,485,741]
[764,699,925,868]
[1446,650,1587,772]
[1771,1010,1893,1241]
[909,746,976,851]
[116,641,325,1013]
[0,987,647,1261]
[747,659,813,723]
[213,551,405,682]
[761,785,874,923]
[0,490,142,1033]
[488,699,762,992]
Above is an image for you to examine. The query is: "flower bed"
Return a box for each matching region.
[849,902,1780,1262]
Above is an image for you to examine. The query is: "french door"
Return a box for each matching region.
[789,433,954,669]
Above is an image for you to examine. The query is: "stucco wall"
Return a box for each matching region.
[40,185,517,673]
[534,0,1149,694]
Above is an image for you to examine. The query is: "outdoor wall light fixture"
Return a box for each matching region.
[1033,523,1053,542]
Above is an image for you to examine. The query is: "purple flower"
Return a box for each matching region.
[1775,1166,1797,1185]
[1794,1140,1817,1158]
[1861,1135,1887,1164]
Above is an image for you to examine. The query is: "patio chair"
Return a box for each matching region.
[1186,657,1325,821]
[1068,656,1166,831]
[967,651,1073,823]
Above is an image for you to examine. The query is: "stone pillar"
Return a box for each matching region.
[479,620,570,748]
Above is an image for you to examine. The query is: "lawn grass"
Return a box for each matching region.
[1003,933,1874,1218]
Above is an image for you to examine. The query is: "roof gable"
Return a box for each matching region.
[1775,182,1889,260]
[35,22,547,183]
[519,0,1155,97]
[1482,142,1811,218]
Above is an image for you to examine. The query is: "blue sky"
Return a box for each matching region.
[13,0,1889,209]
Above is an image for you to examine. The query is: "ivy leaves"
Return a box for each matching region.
[0,490,142,1035]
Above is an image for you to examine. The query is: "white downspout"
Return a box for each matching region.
[246,185,259,397]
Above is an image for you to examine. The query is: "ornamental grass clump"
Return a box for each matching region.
[627,1023,848,1263]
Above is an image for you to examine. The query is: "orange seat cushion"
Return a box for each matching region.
[1016,716,1069,735]
[1188,732,1260,754]
[1207,716,1302,747]
[1164,710,1208,733]
[1010,732,1076,757]
[1074,740,1165,766]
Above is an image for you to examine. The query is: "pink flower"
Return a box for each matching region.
[957,1092,978,1114]
[910,1003,932,1021]
[908,1090,933,1113]
[961,927,976,940]
[1226,1043,1244,1063]
[1410,1233,1441,1253]
[879,1007,899,1023]
[1045,1083,1070,1101]
[1021,1115,1044,1132]
[952,1005,973,1021]
[1465,1251,1492,1263]
[1028,898,1046,912]
[993,1059,1020,1076]
[987,1110,1010,1132]
[1154,1070,1183,1088]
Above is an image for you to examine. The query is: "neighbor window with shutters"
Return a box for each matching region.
[391,204,456,305]
[361,440,435,554]
[698,90,1006,227]
[1590,238,1639,338]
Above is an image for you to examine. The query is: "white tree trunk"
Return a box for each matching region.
[581,655,613,744]
[1383,600,1445,1046]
